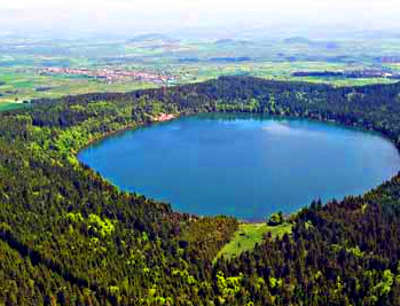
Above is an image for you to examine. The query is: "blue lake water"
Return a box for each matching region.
[78,113,400,221]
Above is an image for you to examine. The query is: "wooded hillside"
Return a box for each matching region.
[1,76,400,305]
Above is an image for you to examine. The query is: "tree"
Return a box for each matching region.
[267,211,283,226]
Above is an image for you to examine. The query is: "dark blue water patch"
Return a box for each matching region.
[78,113,400,221]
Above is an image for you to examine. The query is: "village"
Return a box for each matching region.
[39,67,177,85]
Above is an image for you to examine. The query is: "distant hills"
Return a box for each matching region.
[127,33,176,43]
[283,36,340,49]
[214,39,253,46]
[283,36,313,44]
[214,38,235,44]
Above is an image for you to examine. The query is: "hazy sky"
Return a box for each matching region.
[2,0,400,38]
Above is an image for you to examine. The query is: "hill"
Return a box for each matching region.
[127,33,174,43]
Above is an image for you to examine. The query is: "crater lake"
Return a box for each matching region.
[78,113,400,221]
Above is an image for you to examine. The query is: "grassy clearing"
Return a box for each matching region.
[214,222,293,262]
[0,102,27,112]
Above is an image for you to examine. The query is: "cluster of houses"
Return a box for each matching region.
[40,67,177,84]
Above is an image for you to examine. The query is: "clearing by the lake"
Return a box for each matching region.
[153,113,176,122]
[214,222,293,262]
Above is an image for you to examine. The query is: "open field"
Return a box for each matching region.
[0,68,157,104]
[0,102,27,112]
[215,222,293,262]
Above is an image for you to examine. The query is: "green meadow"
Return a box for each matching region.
[215,222,293,262]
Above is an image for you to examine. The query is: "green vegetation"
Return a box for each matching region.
[267,211,284,226]
[2,76,400,304]
[215,222,293,261]
[0,68,157,106]
[2,36,400,111]
[0,101,27,111]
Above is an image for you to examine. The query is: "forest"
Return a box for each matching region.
[1,76,400,305]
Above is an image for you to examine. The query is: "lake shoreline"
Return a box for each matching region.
[78,112,400,221]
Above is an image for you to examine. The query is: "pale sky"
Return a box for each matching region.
[2,0,400,38]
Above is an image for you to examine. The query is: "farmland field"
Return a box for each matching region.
[1,36,400,110]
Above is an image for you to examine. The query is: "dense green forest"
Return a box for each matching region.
[1,76,400,305]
